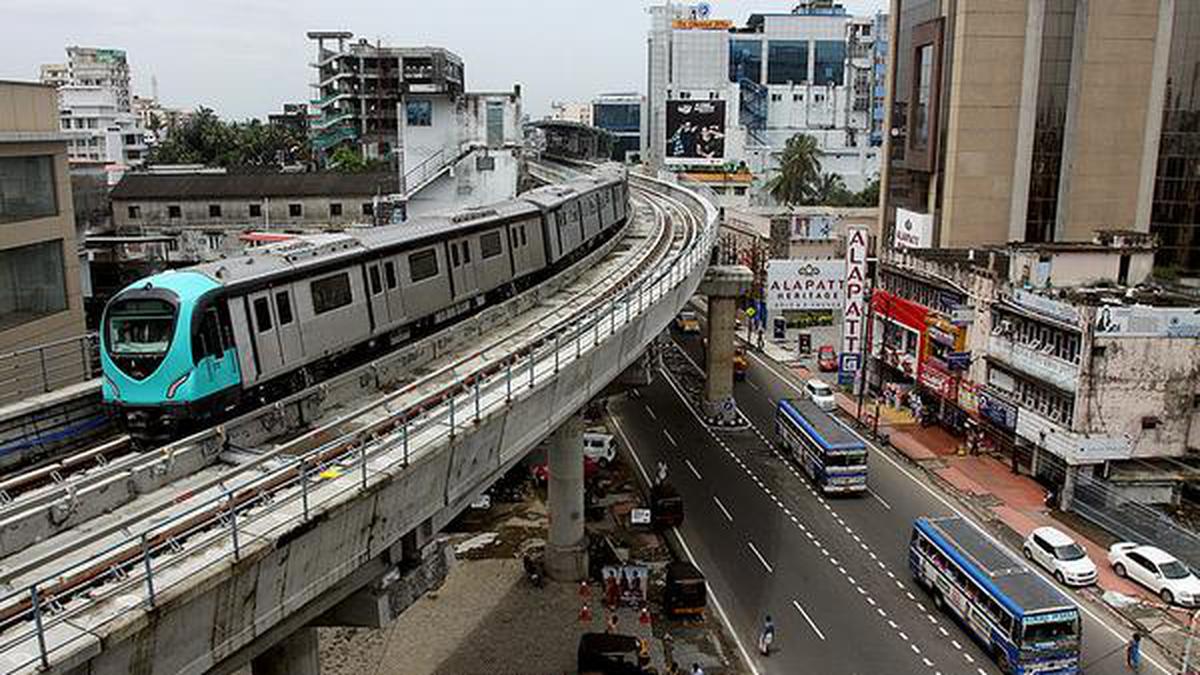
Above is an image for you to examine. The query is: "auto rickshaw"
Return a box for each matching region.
[664,560,707,618]
[577,632,645,675]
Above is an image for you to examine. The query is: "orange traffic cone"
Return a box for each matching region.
[579,603,593,623]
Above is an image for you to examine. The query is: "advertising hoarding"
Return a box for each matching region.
[1093,305,1200,338]
[765,259,846,311]
[790,213,839,241]
[665,100,726,164]
[894,207,933,249]
[840,225,869,380]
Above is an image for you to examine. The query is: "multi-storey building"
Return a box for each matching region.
[0,81,86,353]
[58,86,147,167]
[132,95,193,144]
[591,93,643,162]
[38,64,69,90]
[646,1,883,194]
[63,46,132,112]
[549,101,593,126]
[307,32,465,166]
[880,1,1200,279]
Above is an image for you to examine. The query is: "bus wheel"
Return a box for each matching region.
[994,646,1013,674]
[932,591,944,611]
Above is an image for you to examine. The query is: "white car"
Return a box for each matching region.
[582,432,617,466]
[1022,526,1097,586]
[805,379,836,412]
[1109,542,1200,606]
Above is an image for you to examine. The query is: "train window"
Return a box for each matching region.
[481,231,502,258]
[520,225,528,247]
[195,307,223,363]
[369,265,383,295]
[409,249,439,282]
[275,291,293,326]
[450,244,460,267]
[254,297,273,332]
[384,261,397,289]
[509,228,517,248]
[311,273,353,314]
[461,241,471,263]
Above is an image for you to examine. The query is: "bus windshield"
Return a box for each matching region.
[1022,614,1079,648]
[824,452,867,467]
[108,299,176,355]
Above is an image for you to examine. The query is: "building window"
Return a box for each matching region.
[168,205,182,219]
[288,203,302,218]
[409,249,439,282]
[771,93,782,102]
[913,44,933,149]
[209,204,222,218]
[406,100,433,127]
[480,230,503,259]
[362,202,374,216]
[0,240,67,331]
[814,40,847,86]
[329,202,343,217]
[311,273,353,314]
[486,101,505,148]
[127,205,141,219]
[729,40,763,83]
[205,232,223,250]
[0,156,58,223]
[249,203,262,218]
[767,40,808,85]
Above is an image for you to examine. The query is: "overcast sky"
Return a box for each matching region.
[9,0,886,120]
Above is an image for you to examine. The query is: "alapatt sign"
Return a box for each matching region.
[840,226,870,380]
[894,207,933,249]
[765,260,846,311]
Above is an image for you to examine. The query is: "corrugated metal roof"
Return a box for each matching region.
[109,172,398,201]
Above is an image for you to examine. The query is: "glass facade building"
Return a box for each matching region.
[1024,0,1078,243]
[814,40,847,86]
[729,40,763,83]
[768,40,809,85]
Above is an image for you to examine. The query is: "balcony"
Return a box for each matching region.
[986,334,1079,393]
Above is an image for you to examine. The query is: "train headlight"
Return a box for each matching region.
[166,371,191,400]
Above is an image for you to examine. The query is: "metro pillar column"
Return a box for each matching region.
[252,627,320,675]
[698,265,753,425]
[546,410,588,581]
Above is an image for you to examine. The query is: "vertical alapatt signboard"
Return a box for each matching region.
[839,225,869,383]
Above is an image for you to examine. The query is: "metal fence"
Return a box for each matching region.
[0,175,718,674]
[0,334,99,408]
[1071,471,1200,574]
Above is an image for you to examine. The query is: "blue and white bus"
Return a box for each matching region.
[911,517,1081,674]
[774,398,867,493]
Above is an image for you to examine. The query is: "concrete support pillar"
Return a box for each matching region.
[1060,465,1078,513]
[697,266,753,424]
[546,411,588,581]
[252,627,320,675]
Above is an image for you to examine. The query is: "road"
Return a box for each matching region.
[608,326,1169,675]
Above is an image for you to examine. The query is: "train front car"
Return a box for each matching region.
[101,271,241,444]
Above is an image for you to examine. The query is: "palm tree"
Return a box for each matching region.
[766,133,822,206]
[813,172,849,205]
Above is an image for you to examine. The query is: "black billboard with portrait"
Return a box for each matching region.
[665,100,725,162]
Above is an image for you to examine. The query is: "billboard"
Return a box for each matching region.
[893,207,933,248]
[840,225,870,379]
[665,100,726,164]
[1093,305,1200,338]
[765,259,846,311]
[790,214,839,241]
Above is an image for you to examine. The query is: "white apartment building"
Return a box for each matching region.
[647,1,880,196]
[58,86,147,169]
[63,47,132,112]
[549,101,593,126]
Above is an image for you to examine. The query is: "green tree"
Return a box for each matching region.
[813,172,851,206]
[147,107,309,168]
[854,176,880,207]
[766,133,823,206]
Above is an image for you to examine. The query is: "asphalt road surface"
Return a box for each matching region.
[607,326,1169,675]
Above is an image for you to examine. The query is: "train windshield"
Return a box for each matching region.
[108,299,176,355]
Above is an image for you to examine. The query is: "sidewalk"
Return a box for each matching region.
[750,336,1193,662]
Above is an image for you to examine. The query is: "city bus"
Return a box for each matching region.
[774,398,868,493]
[910,516,1082,674]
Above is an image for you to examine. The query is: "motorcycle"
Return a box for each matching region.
[523,550,545,588]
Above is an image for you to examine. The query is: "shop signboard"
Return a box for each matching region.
[840,226,869,380]
[766,259,846,310]
[893,207,933,249]
[950,306,976,326]
[919,363,956,400]
[946,351,971,371]
[957,382,979,416]
[978,389,1018,430]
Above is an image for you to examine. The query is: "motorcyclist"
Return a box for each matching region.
[758,615,775,655]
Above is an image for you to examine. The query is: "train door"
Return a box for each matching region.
[247,289,284,378]
[366,261,391,330]
[271,286,304,365]
[448,238,479,300]
[382,257,407,325]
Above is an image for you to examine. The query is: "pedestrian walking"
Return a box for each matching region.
[1126,631,1142,671]
[691,663,705,675]
[656,460,668,485]
[758,614,775,656]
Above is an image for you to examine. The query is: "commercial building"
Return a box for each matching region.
[646,1,882,196]
[880,1,1200,279]
[132,95,193,144]
[591,93,643,162]
[0,81,86,352]
[869,231,1200,505]
[307,32,464,165]
[549,101,592,126]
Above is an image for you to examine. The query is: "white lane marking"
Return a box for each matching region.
[609,415,760,675]
[747,380,760,391]
[663,429,678,446]
[792,599,827,641]
[746,348,1172,674]
[713,495,734,522]
[868,487,892,510]
[747,541,774,574]
[645,405,657,421]
[684,458,703,480]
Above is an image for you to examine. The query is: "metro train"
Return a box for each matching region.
[100,166,630,442]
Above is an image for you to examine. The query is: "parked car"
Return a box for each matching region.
[583,431,617,466]
[531,455,601,485]
[817,345,838,372]
[1109,542,1200,606]
[674,310,701,334]
[805,378,836,411]
[1022,526,1097,586]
